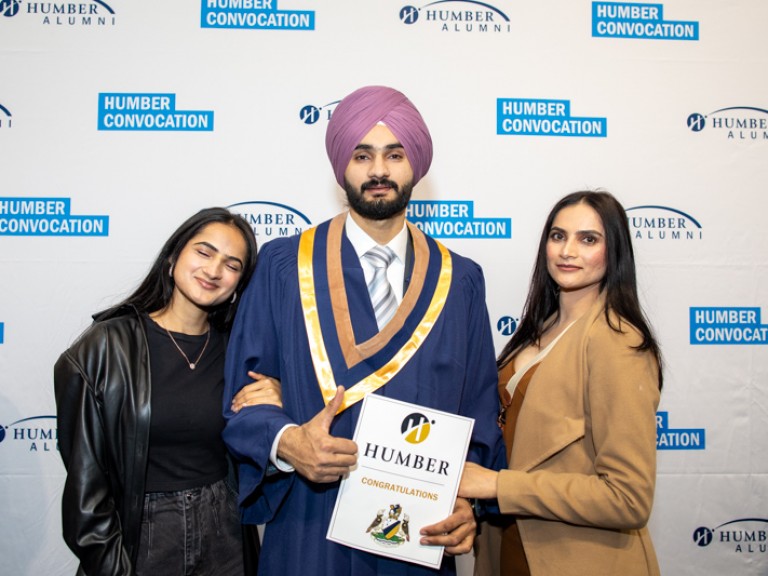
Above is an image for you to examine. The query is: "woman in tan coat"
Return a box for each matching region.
[460,191,663,576]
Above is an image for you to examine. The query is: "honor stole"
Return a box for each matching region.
[298,214,453,413]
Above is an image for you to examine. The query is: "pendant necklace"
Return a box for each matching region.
[164,327,210,370]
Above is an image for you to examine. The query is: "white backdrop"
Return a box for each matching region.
[1,1,767,574]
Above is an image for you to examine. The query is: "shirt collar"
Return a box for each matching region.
[345,212,408,264]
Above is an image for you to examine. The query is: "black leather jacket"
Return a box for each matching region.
[54,306,151,576]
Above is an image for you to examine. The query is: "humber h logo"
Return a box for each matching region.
[497,316,518,337]
[298,99,341,125]
[0,0,21,17]
[299,105,321,125]
[687,113,706,132]
[693,526,714,547]
[399,5,418,24]
[401,412,432,444]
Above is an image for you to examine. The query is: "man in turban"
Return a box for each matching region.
[223,86,503,576]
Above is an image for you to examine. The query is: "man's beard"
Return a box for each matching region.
[344,178,413,220]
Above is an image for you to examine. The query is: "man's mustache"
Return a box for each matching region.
[361,179,400,192]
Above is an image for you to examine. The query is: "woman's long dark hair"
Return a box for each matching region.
[98,207,257,332]
[498,191,663,388]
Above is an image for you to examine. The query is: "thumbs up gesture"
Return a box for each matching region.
[276,386,358,483]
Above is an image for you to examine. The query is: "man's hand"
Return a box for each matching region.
[276,386,358,483]
[418,497,476,555]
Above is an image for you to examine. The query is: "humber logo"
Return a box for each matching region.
[591,2,699,40]
[0,415,59,452]
[687,106,768,141]
[497,98,607,137]
[98,93,214,131]
[0,197,110,236]
[399,0,511,33]
[401,412,432,444]
[201,0,315,30]
[298,99,341,125]
[625,205,702,241]
[0,0,21,17]
[497,316,518,337]
[229,201,312,241]
[1,0,117,26]
[693,518,768,554]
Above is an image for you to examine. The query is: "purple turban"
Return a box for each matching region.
[325,86,433,188]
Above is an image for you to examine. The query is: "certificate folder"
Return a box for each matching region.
[327,394,474,568]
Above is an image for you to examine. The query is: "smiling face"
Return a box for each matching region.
[343,123,414,221]
[546,202,607,296]
[170,222,247,314]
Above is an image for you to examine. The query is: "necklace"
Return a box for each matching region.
[163,327,210,370]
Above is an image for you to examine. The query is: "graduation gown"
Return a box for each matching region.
[223,215,503,576]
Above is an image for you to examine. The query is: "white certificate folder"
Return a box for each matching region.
[327,394,474,569]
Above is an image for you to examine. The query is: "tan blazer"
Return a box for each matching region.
[496,297,661,576]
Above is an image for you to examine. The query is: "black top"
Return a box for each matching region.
[143,315,228,492]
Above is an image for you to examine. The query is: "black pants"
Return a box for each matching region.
[136,479,244,576]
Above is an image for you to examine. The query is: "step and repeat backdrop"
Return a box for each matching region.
[1,1,766,574]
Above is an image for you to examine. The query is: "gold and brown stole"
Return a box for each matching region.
[297,213,453,414]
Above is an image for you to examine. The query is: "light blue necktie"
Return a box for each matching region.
[363,245,398,330]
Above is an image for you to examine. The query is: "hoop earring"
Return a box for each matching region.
[169,263,174,278]
[231,292,237,304]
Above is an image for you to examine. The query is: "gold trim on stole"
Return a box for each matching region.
[297,216,453,413]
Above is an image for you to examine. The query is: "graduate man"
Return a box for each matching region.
[223,85,503,576]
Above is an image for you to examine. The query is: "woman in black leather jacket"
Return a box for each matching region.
[54,207,275,576]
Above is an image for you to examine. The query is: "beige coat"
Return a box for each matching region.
[496,297,661,576]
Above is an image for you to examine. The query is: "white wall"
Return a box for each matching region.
[1,1,766,574]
